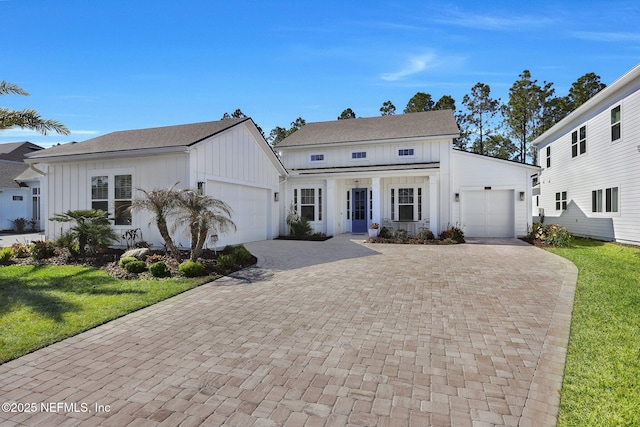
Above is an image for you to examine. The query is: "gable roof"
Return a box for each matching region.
[0,141,43,162]
[27,118,250,160]
[276,110,459,148]
[532,62,640,147]
[0,160,29,188]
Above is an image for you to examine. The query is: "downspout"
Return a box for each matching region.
[29,164,46,176]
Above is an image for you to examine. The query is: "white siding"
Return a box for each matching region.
[279,138,445,170]
[451,151,536,237]
[0,188,31,230]
[536,86,640,243]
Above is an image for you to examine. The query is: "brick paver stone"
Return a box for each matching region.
[0,235,577,426]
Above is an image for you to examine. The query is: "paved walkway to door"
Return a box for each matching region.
[0,235,577,426]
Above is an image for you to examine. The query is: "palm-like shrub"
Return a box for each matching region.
[50,209,118,259]
[172,190,236,262]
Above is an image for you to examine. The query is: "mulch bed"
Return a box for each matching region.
[8,247,256,280]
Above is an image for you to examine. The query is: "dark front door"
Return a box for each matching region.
[352,188,367,233]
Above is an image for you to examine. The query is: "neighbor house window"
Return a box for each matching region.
[12,195,23,201]
[398,148,414,157]
[32,188,40,222]
[91,174,133,226]
[555,191,567,210]
[351,151,367,159]
[592,189,603,212]
[546,146,551,168]
[606,187,618,213]
[310,154,325,162]
[611,106,621,141]
[571,125,586,157]
[346,191,350,220]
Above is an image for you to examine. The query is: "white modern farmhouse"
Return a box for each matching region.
[26,118,287,248]
[277,111,538,238]
[532,63,640,244]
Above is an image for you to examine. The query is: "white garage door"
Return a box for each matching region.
[461,190,514,238]
[207,181,269,246]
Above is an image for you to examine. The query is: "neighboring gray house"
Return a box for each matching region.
[277,111,538,238]
[532,63,640,244]
[26,119,287,248]
[0,142,43,230]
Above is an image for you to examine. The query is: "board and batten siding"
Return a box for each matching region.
[42,153,190,245]
[451,150,536,237]
[189,122,283,245]
[536,87,640,243]
[279,138,444,170]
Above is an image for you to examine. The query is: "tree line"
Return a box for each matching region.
[223,70,606,165]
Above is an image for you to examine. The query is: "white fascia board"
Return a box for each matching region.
[453,150,540,171]
[23,146,189,164]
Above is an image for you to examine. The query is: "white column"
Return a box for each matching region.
[429,175,439,233]
[326,178,336,236]
[371,177,381,224]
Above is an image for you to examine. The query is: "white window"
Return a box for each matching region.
[592,187,619,213]
[91,174,133,225]
[12,195,23,201]
[391,186,423,221]
[571,125,586,157]
[295,188,322,222]
[546,146,551,168]
[310,154,325,162]
[398,148,414,157]
[32,188,41,221]
[351,151,367,160]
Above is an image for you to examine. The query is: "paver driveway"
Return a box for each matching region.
[0,235,577,426]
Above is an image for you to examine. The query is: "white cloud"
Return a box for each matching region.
[435,12,555,31]
[570,31,640,43]
[381,53,437,81]
[0,128,100,138]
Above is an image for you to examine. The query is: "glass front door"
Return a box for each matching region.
[351,188,367,233]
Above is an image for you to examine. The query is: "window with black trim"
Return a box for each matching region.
[310,154,324,162]
[546,146,551,168]
[571,125,586,157]
[555,191,567,210]
[611,106,621,141]
[351,151,367,159]
[398,148,414,156]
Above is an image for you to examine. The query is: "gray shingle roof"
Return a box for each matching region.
[276,110,459,148]
[0,160,29,188]
[0,142,43,162]
[27,118,250,159]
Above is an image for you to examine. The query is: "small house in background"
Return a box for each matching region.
[276,110,538,238]
[25,119,286,248]
[532,63,640,245]
[0,142,43,231]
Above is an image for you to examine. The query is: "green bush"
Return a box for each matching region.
[10,243,29,258]
[29,241,56,260]
[179,260,205,277]
[53,232,80,257]
[232,245,252,263]
[415,228,435,241]
[393,229,409,241]
[11,217,28,232]
[378,227,392,238]
[124,260,147,274]
[439,225,465,243]
[290,217,313,237]
[0,247,13,265]
[149,261,170,278]
[216,254,236,270]
[119,256,138,267]
[530,222,572,247]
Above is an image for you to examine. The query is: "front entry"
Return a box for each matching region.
[351,188,367,233]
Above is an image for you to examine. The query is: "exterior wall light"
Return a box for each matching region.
[454,193,460,202]
[274,192,280,202]
[519,191,525,201]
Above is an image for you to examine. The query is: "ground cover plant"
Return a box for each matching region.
[548,238,640,426]
[0,265,208,363]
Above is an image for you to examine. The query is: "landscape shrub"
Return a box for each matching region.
[179,260,205,277]
[29,241,56,260]
[216,254,236,270]
[11,217,28,232]
[529,223,572,247]
[0,247,13,265]
[393,229,409,241]
[231,245,252,263]
[415,228,435,241]
[119,256,138,267]
[378,227,392,238]
[290,217,313,237]
[439,225,465,243]
[124,260,147,274]
[53,231,80,257]
[149,261,170,278]
[11,243,29,258]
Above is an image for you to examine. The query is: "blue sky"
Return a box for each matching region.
[2,0,639,147]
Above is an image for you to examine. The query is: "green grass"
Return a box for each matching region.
[548,238,640,427]
[0,265,210,363]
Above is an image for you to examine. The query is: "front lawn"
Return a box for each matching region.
[548,238,640,426]
[0,265,209,363]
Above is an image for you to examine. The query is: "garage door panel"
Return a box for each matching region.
[461,190,514,238]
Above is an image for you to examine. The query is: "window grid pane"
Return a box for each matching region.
[115,175,132,200]
[91,176,108,200]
